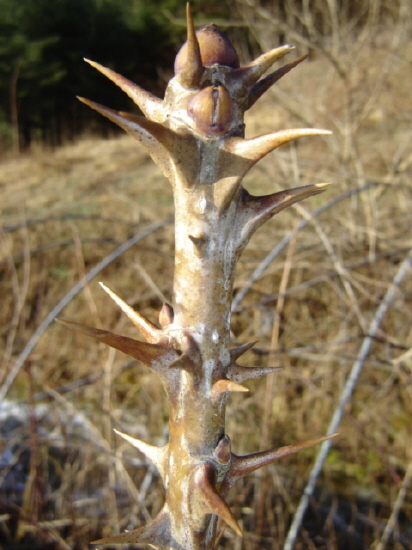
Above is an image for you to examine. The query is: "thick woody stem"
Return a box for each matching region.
[76,5,336,549]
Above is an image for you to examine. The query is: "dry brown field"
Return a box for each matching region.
[1,6,412,550]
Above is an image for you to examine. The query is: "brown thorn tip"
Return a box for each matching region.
[99,281,160,341]
[212,379,249,396]
[229,362,282,383]
[230,433,339,482]
[230,340,258,360]
[194,464,242,536]
[57,319,169,364]
[91,526,145,544]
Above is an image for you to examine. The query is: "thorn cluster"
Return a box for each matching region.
[71,4,335,549]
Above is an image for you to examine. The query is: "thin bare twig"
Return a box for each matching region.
[375,460,412,550]
[283,245,412,550]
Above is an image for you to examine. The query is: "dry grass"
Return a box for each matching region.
[1,9,412,550]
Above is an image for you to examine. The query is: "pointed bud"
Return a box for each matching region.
[159,303,174,327]
[188,233,207,257]
[188,85,233,136]
[228,362,282,383]
[214,435,232,464]
[175,22,239,74]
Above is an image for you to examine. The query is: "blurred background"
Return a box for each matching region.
[1,1,411,549]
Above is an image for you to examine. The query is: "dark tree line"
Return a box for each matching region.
[0,0,198,149]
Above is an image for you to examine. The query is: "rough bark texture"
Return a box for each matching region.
[71,5,335,549]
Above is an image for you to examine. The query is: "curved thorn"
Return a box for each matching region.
[77,98,175,179]
[99,282,161,343]
[78,97,170,148]
[247,54,309,109]
[83,58,165,122]
[247,182,331,214]
[235,44,294,86]
[57,319,171,366]
[230,341,258,361]
[238,183,332,248]
[193,463,242,536]
[224,434,339,492]
[91,507,170,547]
[179,3,203,88]
[226,128,332,168]
[114,429,167,477]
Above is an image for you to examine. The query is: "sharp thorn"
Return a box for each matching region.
[57,319,171,366]
[193,463,242,536]
[77,98,174,179]
[230,341,258,361]
[83,58,165,122]
[91,526,146,545]
[227,128,332,166]
[114,429,167,477]
[178,3,203,87]
[224,433,339,492]
[212,379,249,398]
[234,44,294,86]
[248,54,309,108]
[78,97,168,144]
[188,233,207,246]
[228,362,282,383]
[99,282,161,343]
